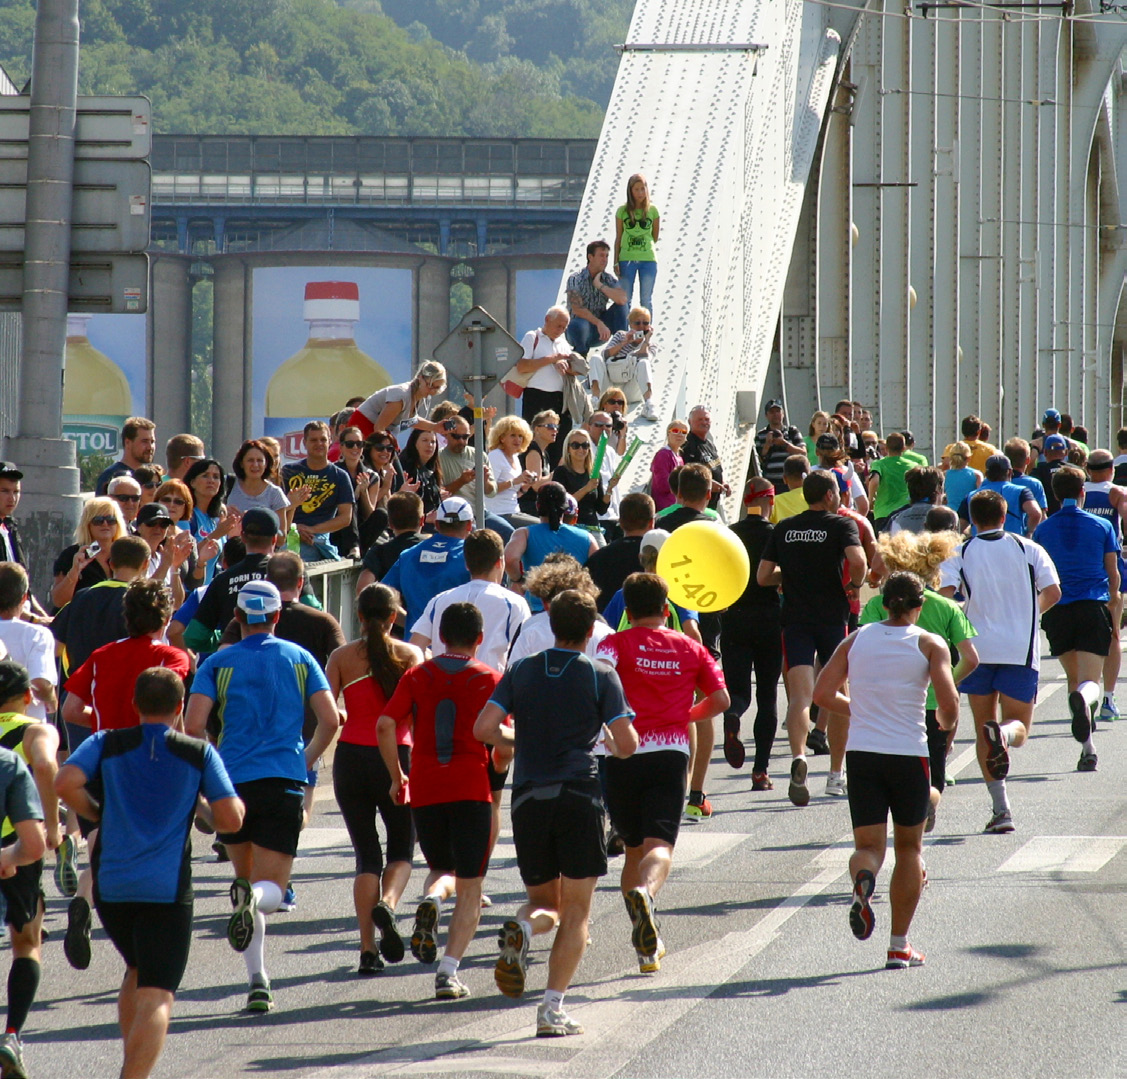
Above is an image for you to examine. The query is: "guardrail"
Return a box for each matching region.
[303,558,363,641]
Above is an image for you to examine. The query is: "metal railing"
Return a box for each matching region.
[304,558,362,641]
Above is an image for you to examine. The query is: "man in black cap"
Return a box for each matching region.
[754,401,804,494]
[0,463,26,568]
[183,508,283,655]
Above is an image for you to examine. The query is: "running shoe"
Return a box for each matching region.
[787,758,810,807]
[805,728,830,755]
[435,971,470,999]
[213,840,229,863]
[606,827,626,857]
[885,945,926,969]
[357,950,384,976]
[640,400,659,422]
[1077,750,1098,772]
[722,716,745,769]
[848,869,876,941]
[64,895,92,970]
[411,897,441,964]
[537,1002,584,1036]
[495,919,530,998]
[751,771,774,792]
[1100,697,1119,723]
[277,885,296,912]
[1069,689,1094,743]
[983,810,1015,834]
[246,975,273,1013]
[373,900,405,963]
[638,938,666,974]
[684,794,713,820]
[824,772,847,798]
[227,878,257,953]
[624,887,659,956]
[54,833,79,898]
[925,797,938,834]
[982,720,1010,780]
[0,1030,25,1078]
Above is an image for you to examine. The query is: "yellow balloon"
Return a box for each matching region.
[656,521,750,613]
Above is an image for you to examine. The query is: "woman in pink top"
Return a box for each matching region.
[327,583,423,976]
[650,419,688,511]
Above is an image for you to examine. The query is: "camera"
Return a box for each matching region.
[611,410,625,434]
[443,419,458,432]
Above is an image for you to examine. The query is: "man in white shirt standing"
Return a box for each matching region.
[939,490,1061,834]
[518,307,582,470]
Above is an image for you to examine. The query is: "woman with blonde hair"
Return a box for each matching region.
[614,173,660,313]
[485,415,538,526]
[857,530,980,831]
[943,440,981,510]
[349,360,448,445]
[650,419,688,511]
[552,427,616,541]
[517,410,559,517]
[51,498,127,608]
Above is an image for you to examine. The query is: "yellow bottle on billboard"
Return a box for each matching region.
[265,281,391,460]
[63,314,133,459]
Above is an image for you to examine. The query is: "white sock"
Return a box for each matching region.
[986,779,1009,815]
[425,893,444,916]
[543,988,565,1011]
[244,908,267,981]
[827,770,843,782]
[519,918,534,943]
[1083,737,1096,754]
[890,933,908,952]
[793,753,807,764]
[1000,721,1023,746]
[253,880,284,914]
[437,955,460,977]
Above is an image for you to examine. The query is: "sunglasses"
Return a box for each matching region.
[669,428,688,435]
[341,439,363,449]
[371,444,394,452]
[142,481,160,490]
[537,423,559,431]
[568,441,591,450]
[630,321,651,327]
[448,433,470,442]
[605,400,626,407]
[114,494,141,503]
[591,421,611,429]
[159,497,188,506]
[89,515,116,526]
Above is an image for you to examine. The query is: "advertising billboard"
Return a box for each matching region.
[514,267,564,339]
[251,266,413,462]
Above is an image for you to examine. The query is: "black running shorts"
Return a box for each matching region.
[411,800,492,879]
[217,777,305,857]
[782,621,847,671]
[846,750,930,829]
[511,781,607,887]
[1041,600,1113,659]
[0,859,43,932]
[96,897,193,993]
[604,750,688,849]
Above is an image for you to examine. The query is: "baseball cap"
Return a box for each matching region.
[563,494,580,518]
[0,659,30,701]
[764,399,783,412]
[242,506,281,536]
[1043,408,1061,424]
[816,433,841,453]
[640,528,671,554]
[0,462,23,480]
[436,497,473,524]
[984,454,1011,479]
[1043,433,1068,452]
[136,502,173,527]
[237,580,282,624]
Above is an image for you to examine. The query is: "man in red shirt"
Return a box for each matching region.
[596,573,729,973]
[59,578,189,971]
[376,602,507,1001]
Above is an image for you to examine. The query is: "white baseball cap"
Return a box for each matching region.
[237,580,282,624]
[436,497,474,524]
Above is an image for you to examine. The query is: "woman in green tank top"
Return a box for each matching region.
[614,173,660,314]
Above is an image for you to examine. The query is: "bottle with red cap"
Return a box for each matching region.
[264,281,390,460]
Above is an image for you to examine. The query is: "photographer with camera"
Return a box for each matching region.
[754,401,805,495]
[591,308,659,422]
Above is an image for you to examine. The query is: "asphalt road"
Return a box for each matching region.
[20,651,1127,1079]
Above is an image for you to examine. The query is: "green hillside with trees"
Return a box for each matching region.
[0,0,630,136]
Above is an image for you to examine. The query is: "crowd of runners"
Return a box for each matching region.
[0,313,1122,1075]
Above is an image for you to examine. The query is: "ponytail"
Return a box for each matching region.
[357,584,412,698]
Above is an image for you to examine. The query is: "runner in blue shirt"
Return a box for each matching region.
[185,580,340,1014]
[1033,466,1120,773]
[57,666,243,1079]
[383,498,474,628]
[958,455,1043,536]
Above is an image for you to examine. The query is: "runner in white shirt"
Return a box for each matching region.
[814,572,958,970]
[938,490,1061,834]
[505,555,611,665]
[409,530,530,672]
[0,564,56,721]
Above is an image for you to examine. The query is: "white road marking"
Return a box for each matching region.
[997,836,1127,874]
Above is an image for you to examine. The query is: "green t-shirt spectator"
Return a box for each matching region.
[869,453,914,519]
[615,205,660,261]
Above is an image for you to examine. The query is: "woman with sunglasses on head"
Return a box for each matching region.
[183,459,241,586]
[592,307,659,422]
[485,416,539,527]
[614,173,660,313]
[335,426,379,559]
[517,411,559,518]
[51,499,127,609]
[397,429,443,522]
[650,420,688,512]
[552,429,617,545]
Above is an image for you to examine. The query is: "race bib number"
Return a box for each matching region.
[420,551,448,564]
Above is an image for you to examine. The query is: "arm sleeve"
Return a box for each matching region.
[381,670,417,726]
[598,667,634,725]
[63,657,95,703]
[334,468,355,506]
[487,666,515,714]
[520,330,536,359]
[692,640,726,695]
[50,602,71,644]
[192,578,224,633]
[65,731,106,782]
[1,754,43,824]
[411,596,438,642]
[594,634,619,667]
[200,744,238,804]
[1031,544,1061,590]
[190,655,219,702]
[26,627,57,686]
